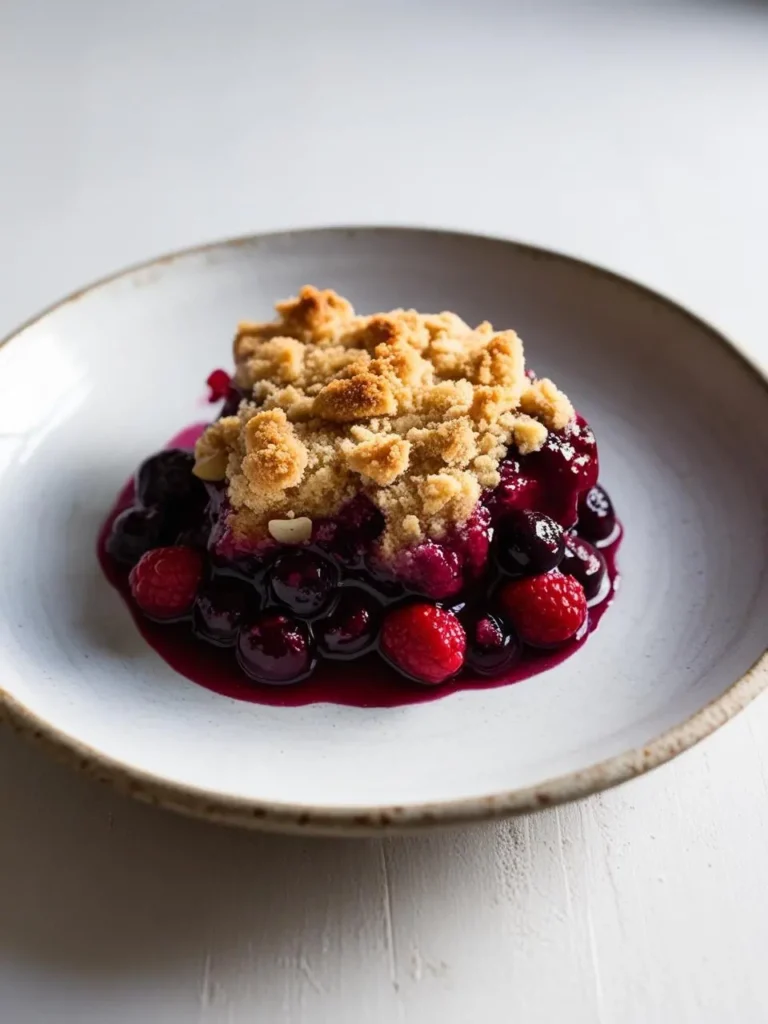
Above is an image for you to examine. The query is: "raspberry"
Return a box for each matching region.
[206,368,232,402]
[498,572,587,647]
[129,546,204,621]
[394,542,463,599]
[380,603,466,685]
[450,504,491,580]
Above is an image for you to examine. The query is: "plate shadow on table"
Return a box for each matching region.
[0,723,583,985]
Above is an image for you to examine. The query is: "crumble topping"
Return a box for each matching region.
[519,377,574,431]
[194,286,575,554]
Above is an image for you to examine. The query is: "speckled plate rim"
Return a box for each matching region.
[1,225,767,837]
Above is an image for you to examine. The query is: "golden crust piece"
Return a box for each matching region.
[313,373,397,422]
[344,436,411,486]
[519,377,575,431]
[194,287,575,552]
[241,409,308,493]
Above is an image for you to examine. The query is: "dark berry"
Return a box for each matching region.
[498,573,587,648]
[317,590,379,659]
[106,506,167,566]
[174,511,212,550]
[348,566,406,605]
[518,418,599,531]
[269,550,338,618]
[236,613,315,685]
[136,449,205,510]
[577,485,616,544]
[313,494,384,566]
[529,416,599,493]
[129,546,203,621]
[380,603,466,685]
[193,580,257,647]
[464,612,521,678]
[450,505,492,580]
[496,509,564,576]
[561,535,607,601]
[392,541,463,600]
[485,458,541,524]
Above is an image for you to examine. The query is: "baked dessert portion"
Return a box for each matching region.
[103,287,620,691]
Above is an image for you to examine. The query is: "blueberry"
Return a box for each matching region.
[529,417,598,492]
[236,613,315,685]
[136,449,205,510]
[577,485,616,544]
[496,509,564,576]
[193,580,257,647]
[175,520,211,550]
[463,611,521,677]
[269,550,338,618]
[106,506,167,566]
[561,535,607,601]
[347,566,406,605]
[317,590,379,659]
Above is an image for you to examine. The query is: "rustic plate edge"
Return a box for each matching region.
[1,225,767,836]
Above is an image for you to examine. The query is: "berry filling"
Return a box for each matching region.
[316,589,380,660]
[463,611,522,678]
[237,613,316,685]
[269,550,339,618]
[100,416,621,701]
[193,578,258,647]
[577,484,618,546]
[495,509,565,576]
[98,288,622,706]
[561,535,608,603]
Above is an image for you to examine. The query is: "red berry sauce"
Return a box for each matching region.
[98,424,622,708]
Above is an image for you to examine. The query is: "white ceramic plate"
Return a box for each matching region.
[1,227,767,835]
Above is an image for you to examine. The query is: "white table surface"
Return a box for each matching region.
[1,1,767,1020]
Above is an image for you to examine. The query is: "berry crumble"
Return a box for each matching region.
[99,286,621,703]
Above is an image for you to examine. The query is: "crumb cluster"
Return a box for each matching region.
[194,287,574,553]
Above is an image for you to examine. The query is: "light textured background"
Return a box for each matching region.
[1,0,768,1020]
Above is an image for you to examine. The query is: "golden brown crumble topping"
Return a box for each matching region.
[194,286,575,554]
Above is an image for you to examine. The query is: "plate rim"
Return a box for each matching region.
[2,224,767,836]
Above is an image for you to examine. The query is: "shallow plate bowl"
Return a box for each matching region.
[1,227,766,834]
